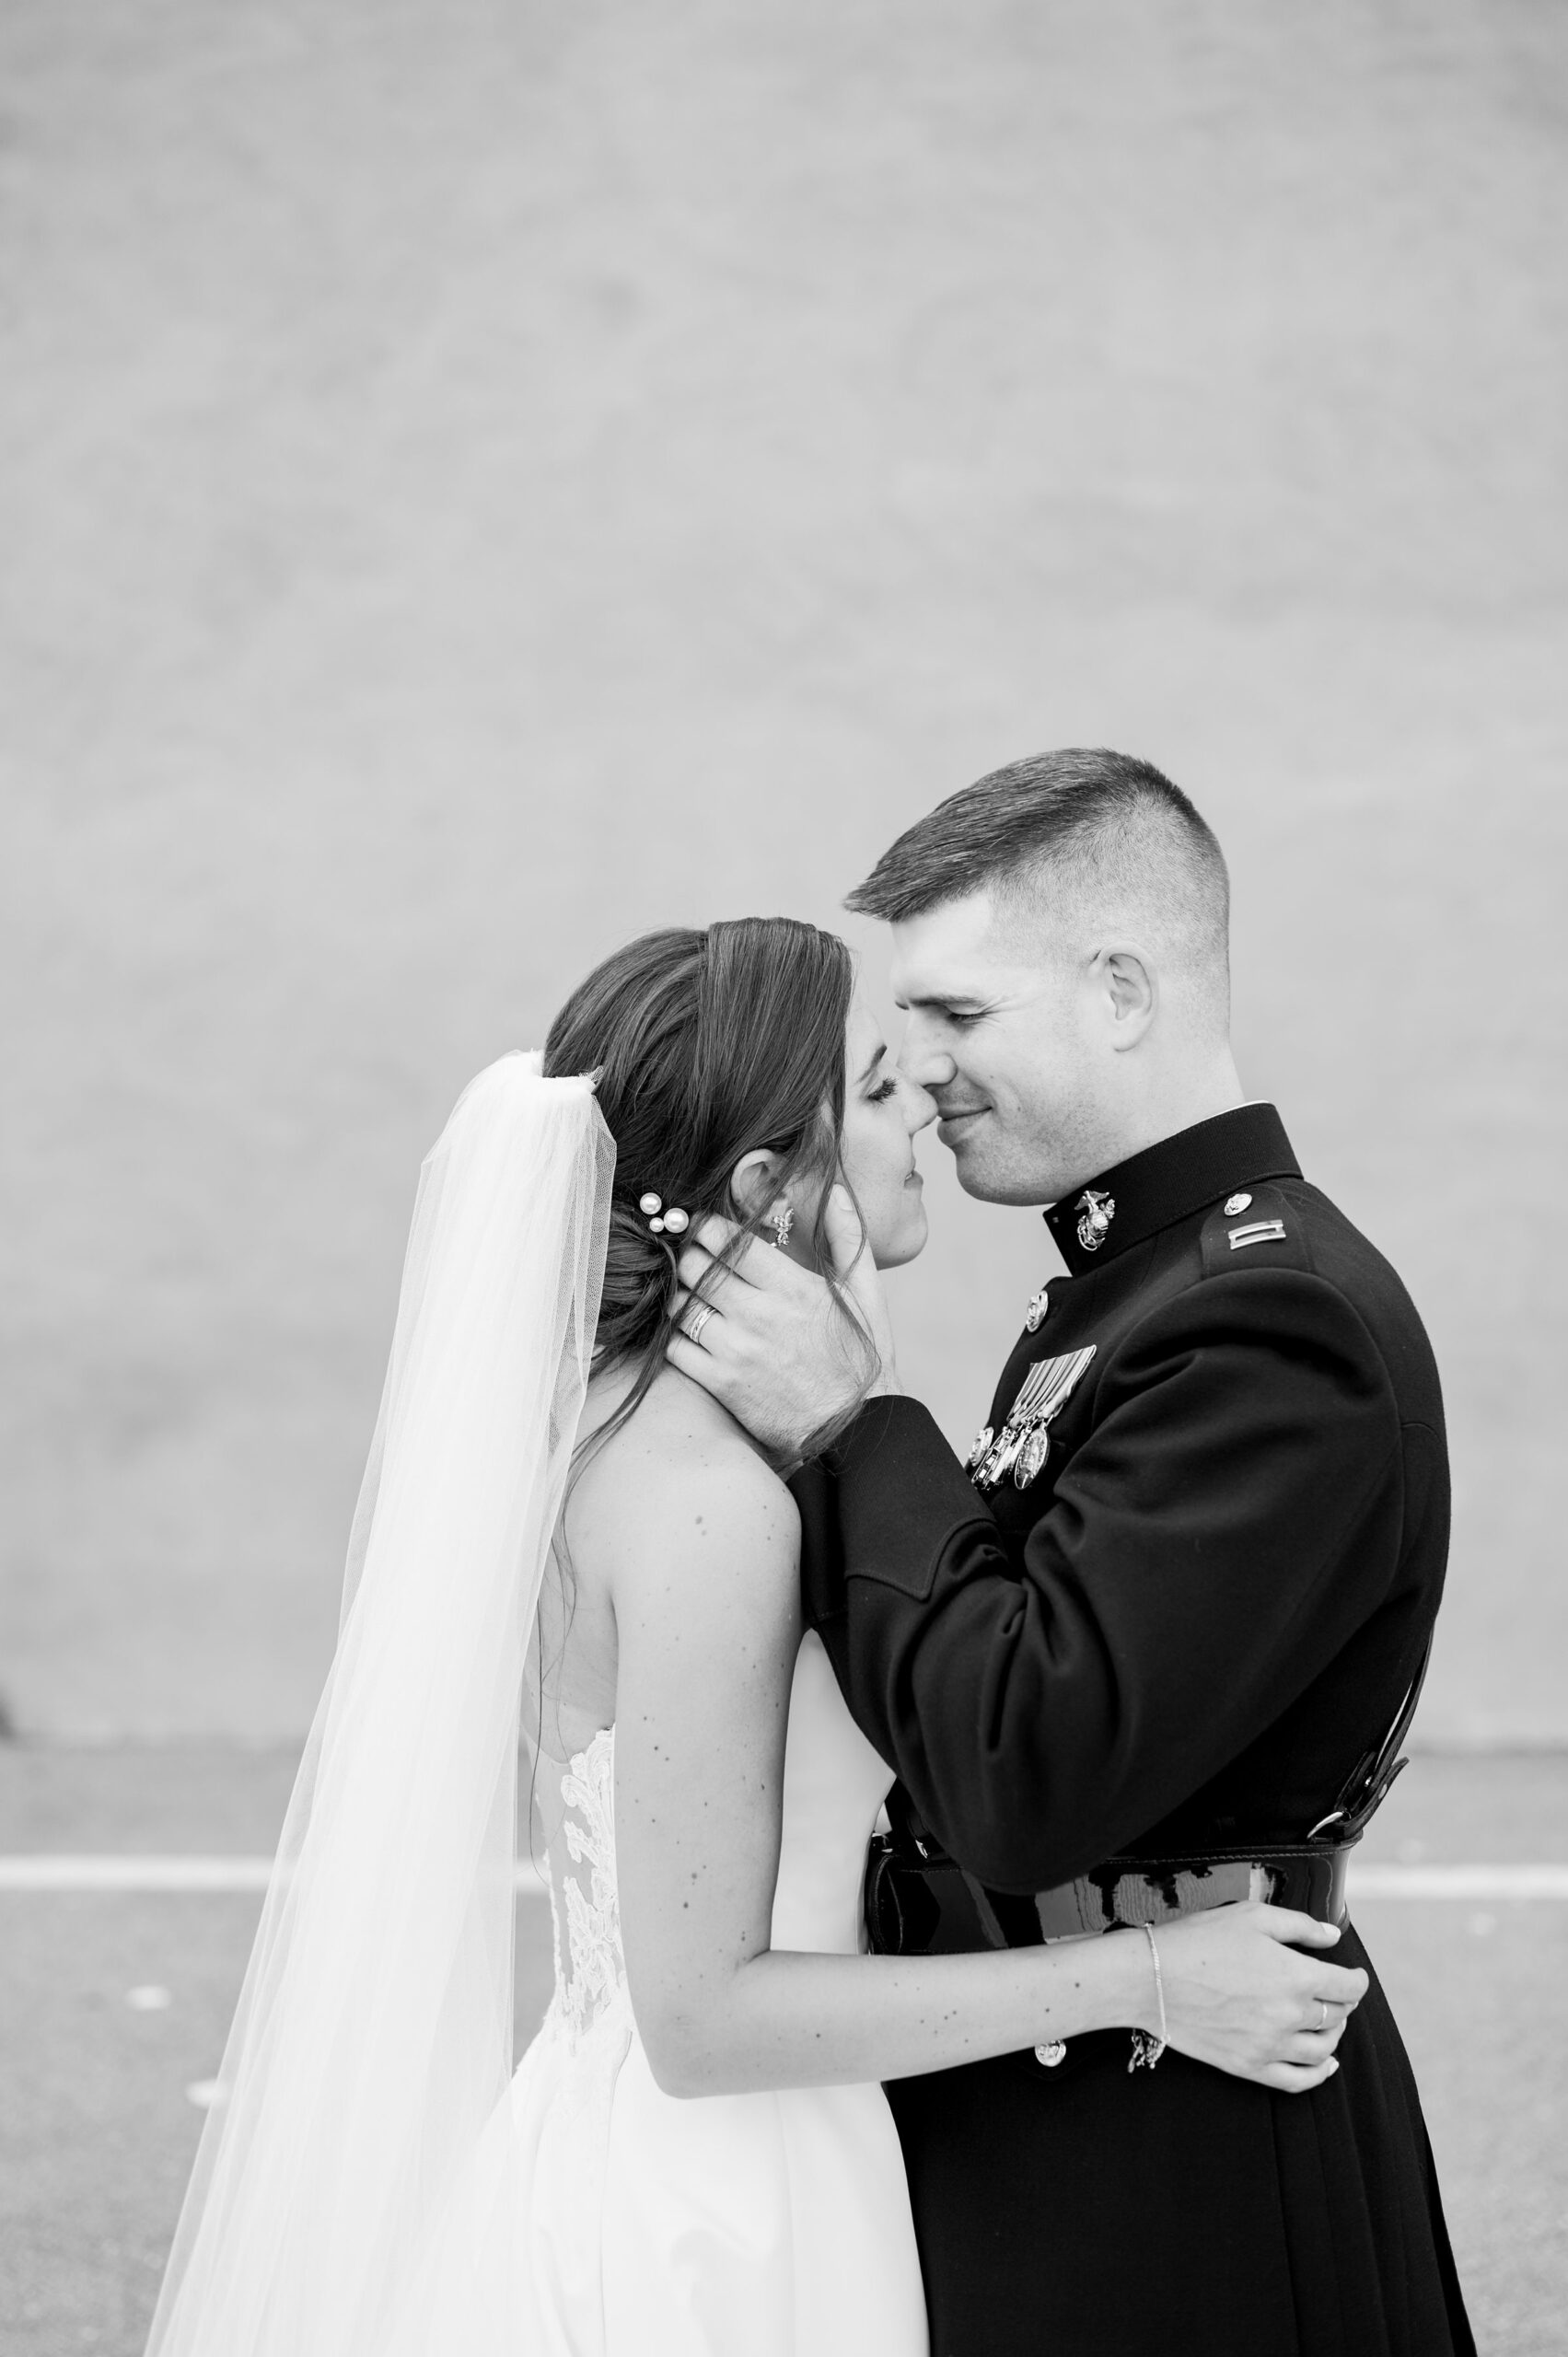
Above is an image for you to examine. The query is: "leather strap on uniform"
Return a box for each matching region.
[1317,1631,1435,1839]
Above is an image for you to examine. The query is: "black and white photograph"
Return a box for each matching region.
[2,7,1564,2353]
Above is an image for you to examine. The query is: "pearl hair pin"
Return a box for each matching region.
[638,1191,689,1237]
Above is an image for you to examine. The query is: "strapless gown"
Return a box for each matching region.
[386,1630,929,2355]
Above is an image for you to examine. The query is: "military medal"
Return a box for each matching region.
[1074,1190,1115,1252]
[971,1346,1097,1492]
[1015,1422,1054,1487]
[985,1422,1029,1486]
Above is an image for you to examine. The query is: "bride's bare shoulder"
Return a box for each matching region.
[567,1367,799,1586]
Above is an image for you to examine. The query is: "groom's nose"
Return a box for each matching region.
[897,1023,958,1093]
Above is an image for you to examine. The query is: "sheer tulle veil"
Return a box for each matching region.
[145,1052,613,2356]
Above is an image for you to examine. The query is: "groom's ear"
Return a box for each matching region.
[727,1148,786,1224]
[1100,946,1157,1048]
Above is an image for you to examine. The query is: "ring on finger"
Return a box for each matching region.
[682,1302,717,1347]
[1317,2000,1330,2033]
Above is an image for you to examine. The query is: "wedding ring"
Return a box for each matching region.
[682,1302,716,1347]
[1317,2000,1329,2033]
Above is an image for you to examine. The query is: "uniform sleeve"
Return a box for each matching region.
[818,1268,1404,1892]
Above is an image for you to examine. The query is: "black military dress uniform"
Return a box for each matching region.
[794,1104,1474,2357]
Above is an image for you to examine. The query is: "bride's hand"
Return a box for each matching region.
[1139,1902,1369,2091]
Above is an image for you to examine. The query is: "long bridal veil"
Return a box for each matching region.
[145,1053,613,2357]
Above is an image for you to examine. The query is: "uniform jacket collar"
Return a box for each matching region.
[1042,1103,1301,1276]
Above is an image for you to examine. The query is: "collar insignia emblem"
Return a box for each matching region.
[1074,1189,1116,1252]
[969,1346,1098,1492]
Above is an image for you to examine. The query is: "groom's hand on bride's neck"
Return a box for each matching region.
[666,1197,899,1461]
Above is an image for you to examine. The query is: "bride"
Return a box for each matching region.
[145,917,1365,2357]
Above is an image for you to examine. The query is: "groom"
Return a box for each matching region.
[672,750,1474,2356]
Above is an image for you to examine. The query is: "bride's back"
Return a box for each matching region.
[525,1362,805,2063]
[533,1364,793,1768]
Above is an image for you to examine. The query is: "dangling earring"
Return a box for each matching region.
[769,1202,795,1251]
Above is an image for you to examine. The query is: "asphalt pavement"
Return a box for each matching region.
[2,1746,1563,2355]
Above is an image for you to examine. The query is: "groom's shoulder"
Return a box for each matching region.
[1179,1173,1440,1410]
[1192,1177,1317,1282]
[1200,1175,1430,1325]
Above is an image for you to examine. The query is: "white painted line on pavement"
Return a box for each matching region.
[0,1853,551,1894]
[1,1856,1566,1898]
[1351,1864,1568,1900]
[0,1855,273,1891]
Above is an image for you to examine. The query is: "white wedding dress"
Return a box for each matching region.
[389,1627,930,2355]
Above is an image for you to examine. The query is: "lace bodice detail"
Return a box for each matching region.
[540,1725,628,2049]
[531,1633,894,2057]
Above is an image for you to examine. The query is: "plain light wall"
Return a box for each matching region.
[3,1,1563,1742]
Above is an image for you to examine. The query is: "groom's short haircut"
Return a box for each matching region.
[846,748,1231,1019]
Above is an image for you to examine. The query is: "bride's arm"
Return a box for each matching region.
[609,1436,1365,2101]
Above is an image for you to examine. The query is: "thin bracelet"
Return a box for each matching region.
[1129,1922,1167,2073]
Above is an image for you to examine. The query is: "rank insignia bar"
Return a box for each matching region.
[969,1346,1098,1492]
[1227,1218,1287,1250]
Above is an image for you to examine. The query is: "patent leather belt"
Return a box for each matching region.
[864,1830,1359,1958]
[865,1632,1434,1959]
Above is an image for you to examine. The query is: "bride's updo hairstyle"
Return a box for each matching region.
[543,916,872,1452]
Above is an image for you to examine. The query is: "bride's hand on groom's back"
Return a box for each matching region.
[668,1189,898,1459]
[1151,1902,1370,2092]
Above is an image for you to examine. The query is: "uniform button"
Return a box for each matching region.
[1224,1192,1252,1215]
[1034,2040,1066,2068]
